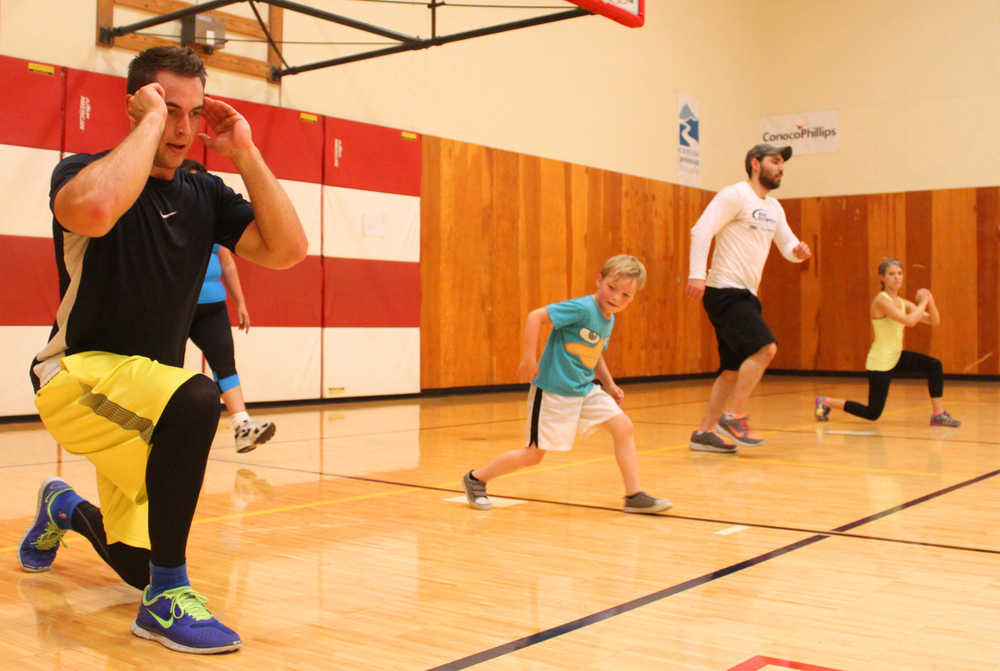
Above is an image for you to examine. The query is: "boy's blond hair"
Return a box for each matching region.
[601,254,647,290]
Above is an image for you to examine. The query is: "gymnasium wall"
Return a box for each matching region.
[0,55,421,415]
[755,0,1000,199]
[422,137,1000,388]
[759,188,1000,376]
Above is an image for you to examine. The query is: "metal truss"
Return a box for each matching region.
[99,0,592,81]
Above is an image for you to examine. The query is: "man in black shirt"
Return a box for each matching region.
[18,46,307,655]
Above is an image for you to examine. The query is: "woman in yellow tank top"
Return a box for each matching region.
[814,259,959,426]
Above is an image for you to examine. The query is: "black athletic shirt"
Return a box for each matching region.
[30,151,254,391]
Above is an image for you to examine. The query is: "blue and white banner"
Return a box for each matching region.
[678,92,700,187]
[760,109,839,155]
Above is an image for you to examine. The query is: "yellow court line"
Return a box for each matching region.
[1,412,949,552]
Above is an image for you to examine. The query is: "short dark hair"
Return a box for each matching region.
[127,46,206,94]
[180,159,207,173]
[744,143,792,178]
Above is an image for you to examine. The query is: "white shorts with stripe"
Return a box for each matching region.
[524,384,623,451]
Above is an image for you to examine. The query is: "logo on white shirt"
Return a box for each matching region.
[750,208,777,231]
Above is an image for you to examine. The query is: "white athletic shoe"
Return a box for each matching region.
[234,419,276,453]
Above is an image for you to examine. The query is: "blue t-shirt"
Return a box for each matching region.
[198,244,226,304]
[533,295,613,397]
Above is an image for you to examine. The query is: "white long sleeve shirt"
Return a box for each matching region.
[688,181,803,295]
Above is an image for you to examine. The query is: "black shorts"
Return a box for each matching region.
[702,287,776,371]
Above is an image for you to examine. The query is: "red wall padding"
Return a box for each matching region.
[325,118,421,196]
[205,97,323,184]
[64,68,207,161]
[0,235,60,326]
[0,57,421,333]
[227,255,323,327]
[323,257,421,328]
[0,56,64,150]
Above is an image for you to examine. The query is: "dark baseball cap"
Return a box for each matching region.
[745,143,792,175]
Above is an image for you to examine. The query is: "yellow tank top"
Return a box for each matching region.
[865,291,904,371]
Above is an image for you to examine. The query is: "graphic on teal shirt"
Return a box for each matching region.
[533,295,613,397]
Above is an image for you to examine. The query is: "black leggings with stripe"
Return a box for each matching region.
[843,350,944,421]
[69,375,220,589]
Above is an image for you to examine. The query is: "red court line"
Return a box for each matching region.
[727,654,844,671]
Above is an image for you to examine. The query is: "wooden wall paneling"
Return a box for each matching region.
[816,196,870,371]
[537,156,571,305]
[616,174,652,376]
[759,199,802,369]
[419,138,494,388]
[650,180,678,375]
[491,149,523,384]
[798,197,822,369]
[905,190,933,360]
[866,192,908,296]
[455,141,496,388]
[420,136,443,389]
[930,188,978,373]
[566,164,591,304]
[974,187,999,374]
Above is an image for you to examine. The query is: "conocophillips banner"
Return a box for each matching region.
[759,110,839,155]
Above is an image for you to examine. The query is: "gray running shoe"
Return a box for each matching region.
[689,430,738,453]
[930,411,960,427]
[462,470,492,510]
[624,491,672,514]
[717,413,764,446]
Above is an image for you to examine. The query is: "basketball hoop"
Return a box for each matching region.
[566,0,644,28]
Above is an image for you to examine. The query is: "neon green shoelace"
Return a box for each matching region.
[158,587,213,621]
[32,521,68,551]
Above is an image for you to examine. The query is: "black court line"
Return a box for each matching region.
[208,457,1000,557]
[424,465,1000,670]
[426,536,829,670]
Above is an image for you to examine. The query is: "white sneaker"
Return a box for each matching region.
[234,419,276,453]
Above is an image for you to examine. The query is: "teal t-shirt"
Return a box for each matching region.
[197,244,226,304]
[533,295,613,397]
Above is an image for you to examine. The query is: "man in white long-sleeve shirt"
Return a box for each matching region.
[685,143,811,453]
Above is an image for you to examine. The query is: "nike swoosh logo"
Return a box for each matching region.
[159,211,177,220]
[147,607,174,629]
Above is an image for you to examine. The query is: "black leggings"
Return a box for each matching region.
[843,350,944,421]
[70,375,220,589]
[189,301,237,381]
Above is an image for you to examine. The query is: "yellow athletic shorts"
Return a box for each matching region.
[34,352,197,549]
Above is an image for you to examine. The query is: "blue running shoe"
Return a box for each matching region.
[131,586,242,654]
[18,477,79,572]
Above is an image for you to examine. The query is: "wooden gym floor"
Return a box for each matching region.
[1,375,998,670]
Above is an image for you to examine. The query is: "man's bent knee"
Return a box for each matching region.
[754,342,777,362]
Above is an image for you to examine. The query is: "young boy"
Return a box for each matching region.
[462,254,671,514]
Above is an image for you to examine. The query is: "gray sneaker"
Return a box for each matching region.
[462,470,491,510]
[717,413,764,446]
[624,491,672,514]
[689,430,738,453]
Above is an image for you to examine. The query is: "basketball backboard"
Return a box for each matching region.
[567,0,644,27]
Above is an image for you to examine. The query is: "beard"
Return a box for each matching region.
[759,170,781,190]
